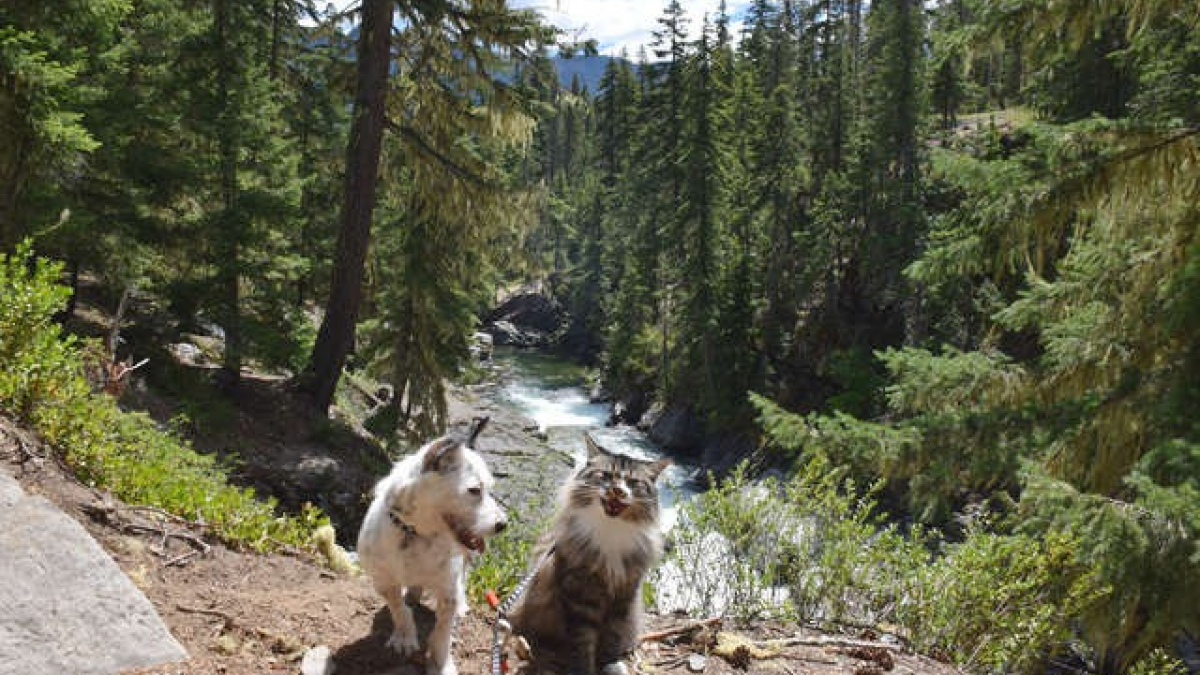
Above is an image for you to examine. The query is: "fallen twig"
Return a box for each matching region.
[640,617,722,643]
[177,604,233,623]
[651,656,690,670]
[122,504,211,529]
[164,548,206,567]
[761,635,905,653]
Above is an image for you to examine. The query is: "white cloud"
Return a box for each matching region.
[514,0,749,57]
[302,0,746,57]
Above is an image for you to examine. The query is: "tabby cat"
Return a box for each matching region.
[507,433,670,675]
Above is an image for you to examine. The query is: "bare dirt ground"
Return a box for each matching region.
[2,408,959,675]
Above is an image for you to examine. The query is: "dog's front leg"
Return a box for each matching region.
[426,591,462,675]
[382,585,421,656]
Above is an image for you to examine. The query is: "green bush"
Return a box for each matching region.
[466,488,552,607]
[0,243,328,552]
[901,525,1108,673]
[661,454,1118,674]
[658,457,927,626]
[656,465,801,621]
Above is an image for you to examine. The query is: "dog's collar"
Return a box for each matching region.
[388,508,419,544]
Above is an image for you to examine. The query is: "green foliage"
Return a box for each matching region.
[657,465,800,621]
[661,455,1110,674]
[1018,465,1200,670]
[780,456,928,627]
[466,496,549,607]
[905,526,1108,673]
[1128,649,1189,675]
[659,457,927,626]
[0,244,328,551]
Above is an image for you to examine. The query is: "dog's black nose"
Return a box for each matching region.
[495,520,508,534]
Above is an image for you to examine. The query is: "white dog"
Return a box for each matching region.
[357,418,507,675]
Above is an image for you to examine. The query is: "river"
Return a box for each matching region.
[488,348,701,530]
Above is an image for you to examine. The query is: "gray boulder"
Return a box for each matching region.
[645,403,704,456]
[0,468,187,675]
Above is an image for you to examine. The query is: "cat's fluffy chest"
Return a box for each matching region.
[560,505,662,586]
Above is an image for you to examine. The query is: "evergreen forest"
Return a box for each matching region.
[2,0,1198,672]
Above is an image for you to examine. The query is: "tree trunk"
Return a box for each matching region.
[303,0,392,412]
[214,0,243,389]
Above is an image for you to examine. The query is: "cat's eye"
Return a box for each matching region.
[468,486,482,497]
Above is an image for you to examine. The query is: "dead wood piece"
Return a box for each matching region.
[640,617,722,644]
[713,631,905,666]
[756,635,904,653]
[177,604,234,624]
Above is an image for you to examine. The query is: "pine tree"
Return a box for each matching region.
[675,14,731,415]
[303,0,392,411]
[0,0,124,245]
[357,0,547,436]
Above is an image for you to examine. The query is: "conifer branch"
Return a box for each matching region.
[386,119,503,190]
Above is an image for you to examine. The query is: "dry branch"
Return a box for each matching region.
[640,617,723,644]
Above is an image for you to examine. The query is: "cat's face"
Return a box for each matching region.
[567,434,670,523]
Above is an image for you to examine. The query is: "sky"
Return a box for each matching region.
[310,0,748,57]
[512,0,750,56]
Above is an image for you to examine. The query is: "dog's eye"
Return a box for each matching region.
[468,486,482,497]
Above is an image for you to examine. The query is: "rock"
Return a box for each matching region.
[646,404,704,456]
[610,390,650,426]
[484,292,565,333]
[301,645,336,675]
[687,654,708,672]
[167,341,205,365]
[0,468,188,675]
[698,433,757,483]
[482,291,567,349]
[484,320,551,348]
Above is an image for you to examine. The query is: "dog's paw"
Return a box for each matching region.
[427,658,458,675]
[386,630,420,656]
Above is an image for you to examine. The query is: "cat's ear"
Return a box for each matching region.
[584,433,606,462]
[422,436,461,473]
[648,458,671,481]
[467,415,489,448]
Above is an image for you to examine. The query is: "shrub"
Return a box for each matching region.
[660,454,1114,674]
[655,465,800,620]
[657,457,927,626]
[901,525,1108,673]
[0,243,328,552]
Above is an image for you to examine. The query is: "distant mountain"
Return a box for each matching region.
[552,54,635,95]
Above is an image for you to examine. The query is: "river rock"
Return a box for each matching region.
[0,468,188,674]
[646,403,704,456]
[698,433,757,484]
[484,292,565,333]
[484,320,551,348]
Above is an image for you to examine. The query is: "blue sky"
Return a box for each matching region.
[513,0,750,56]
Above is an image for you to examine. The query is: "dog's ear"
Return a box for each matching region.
[422,436,462,473]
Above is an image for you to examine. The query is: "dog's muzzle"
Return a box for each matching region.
[445,514,507,553]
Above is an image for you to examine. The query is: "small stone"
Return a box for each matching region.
[213,634,241,655]
[301,645,336,675]
[687,654,707,672]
